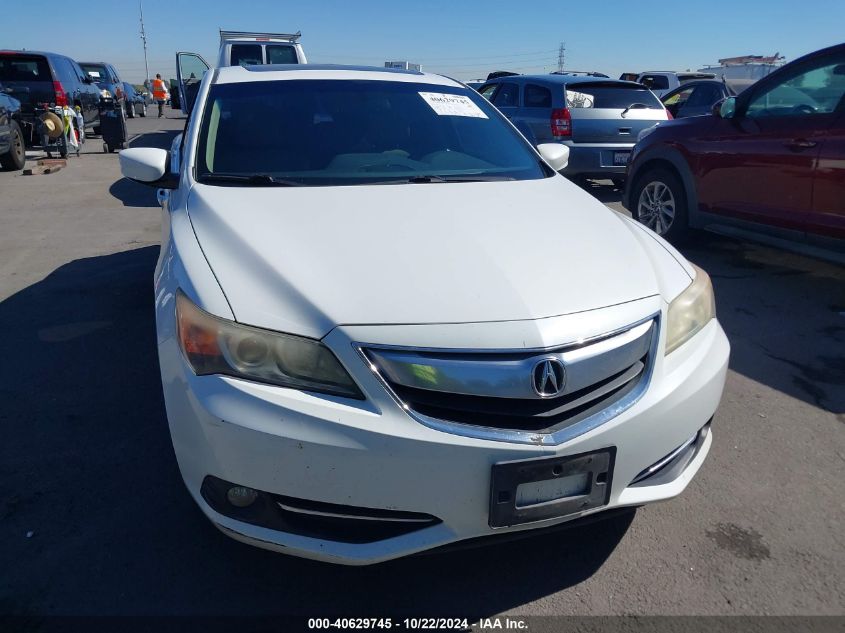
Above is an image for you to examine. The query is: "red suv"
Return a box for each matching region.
[623,43,845,253]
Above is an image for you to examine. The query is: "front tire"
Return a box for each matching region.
[0,121,26,171]
[632,167,689,243]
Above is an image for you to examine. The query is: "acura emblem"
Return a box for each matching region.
[532,358,566,397]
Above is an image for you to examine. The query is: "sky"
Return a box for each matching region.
[2,0,844,83]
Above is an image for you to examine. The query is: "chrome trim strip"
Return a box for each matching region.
[630,433,697,484]
[355,312,657,355]
[276,502,434,524]
[354,312,661,446]
[364,320,652,401]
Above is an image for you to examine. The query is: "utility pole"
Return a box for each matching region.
[139,0,150,88]
[557,42,565,73]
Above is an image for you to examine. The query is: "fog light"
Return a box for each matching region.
[226,486,258,508]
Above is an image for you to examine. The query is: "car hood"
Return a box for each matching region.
[187,176,665,338]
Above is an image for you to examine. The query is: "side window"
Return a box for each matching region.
[51,58,68,85]
[492,82,519,107]
[266,45,298,64]
[664,86,694,107]
[640,75,669,90]
[663,86,694,117]
[747,57,845,117]
[70,61,87,83]
[54,58,78,86]
[685,84,722,109]
[230,44,263,67]
[478,83,498,101]
[524,84,551,108]
[109,65,122,83]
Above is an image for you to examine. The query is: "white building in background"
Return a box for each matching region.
[698,54,785,82]
[385,61,422,72]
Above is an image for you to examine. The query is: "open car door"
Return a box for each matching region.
[176,52,211,115]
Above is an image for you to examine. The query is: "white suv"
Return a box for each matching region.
[119,64,729,565]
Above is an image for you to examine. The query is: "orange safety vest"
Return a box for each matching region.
[152,78,167,101]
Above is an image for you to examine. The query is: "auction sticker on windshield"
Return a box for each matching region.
[419,92,488,118]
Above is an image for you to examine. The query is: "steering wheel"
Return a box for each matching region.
[792,103,817,115]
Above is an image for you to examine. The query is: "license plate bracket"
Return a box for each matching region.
[489,448,615,528]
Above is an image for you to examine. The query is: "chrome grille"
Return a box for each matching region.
[361,317,657,445]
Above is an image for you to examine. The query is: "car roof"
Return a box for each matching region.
[0,50,72,60]
[484,74,644,87]
[213,64,463,87]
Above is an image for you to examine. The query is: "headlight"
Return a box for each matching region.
[176,292,363,399]
[665,264,716,355]
[100,89,112,99]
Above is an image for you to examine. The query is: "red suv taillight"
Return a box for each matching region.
[665,108,673,120]
[551,107,571,138]
[53,80,68,107]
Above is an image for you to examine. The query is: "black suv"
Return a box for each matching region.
[0,51,101,146]
[0,84,25,170]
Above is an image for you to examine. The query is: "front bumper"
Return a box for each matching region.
[159,314,729,565]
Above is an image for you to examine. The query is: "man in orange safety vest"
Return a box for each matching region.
[151,74,168,118]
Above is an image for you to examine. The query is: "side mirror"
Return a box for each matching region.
[83,76,94,84]
[119,147,178,189]
[714,96,737,119]
[537,143,570,172]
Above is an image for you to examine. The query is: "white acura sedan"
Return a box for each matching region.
[120,64,729,565]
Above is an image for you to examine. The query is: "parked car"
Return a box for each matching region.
[132,84,151,104]
[636,71,717,98]
[0,50,101,145]
[624,42,845,250]
[619,72,640,82]
[478,74,670,184]
[0,85,25,170]
[78,61,125,130]
[661,79,736,119]
[122,82,147,118]
[118,64,728,564]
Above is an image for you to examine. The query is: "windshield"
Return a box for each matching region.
[0,55,51,83]
[80,63,108,83]
[195,79,550,186]
[566,83,664,109]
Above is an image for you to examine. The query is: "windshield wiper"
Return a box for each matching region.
[197,173,302,187]
[621,103,650,118]
[405,175,516,184]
